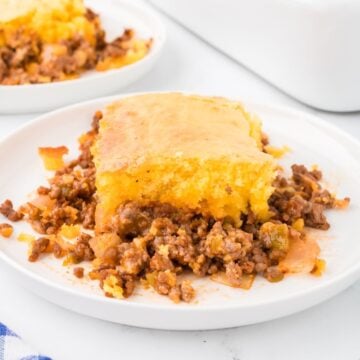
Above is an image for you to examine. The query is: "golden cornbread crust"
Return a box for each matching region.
[95,94,266,172]
[0,1,151,84]
[93,93,276,230]
[0,101,349,303]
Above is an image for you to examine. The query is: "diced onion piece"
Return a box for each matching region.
[211,272,255,290]
[30,195,55,211]
[38,146,69,171]
[279,235,320,273]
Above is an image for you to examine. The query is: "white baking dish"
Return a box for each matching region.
[149,0,360,112]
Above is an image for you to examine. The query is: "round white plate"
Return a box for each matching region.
[0,93,359,330]
[0,1,165,114]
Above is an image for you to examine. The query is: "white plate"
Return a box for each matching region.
[0,93,359,330]
[0,1,165,114]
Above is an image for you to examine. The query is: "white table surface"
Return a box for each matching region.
[1,3,360,359]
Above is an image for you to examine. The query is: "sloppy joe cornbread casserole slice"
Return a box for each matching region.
[92,93,277,232]
[0,0,151,84]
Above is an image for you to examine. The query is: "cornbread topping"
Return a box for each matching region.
[93,94,276,231]
[0,0,151,84]
[0,94,350,303]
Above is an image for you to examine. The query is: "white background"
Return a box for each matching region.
[0,2,359,359]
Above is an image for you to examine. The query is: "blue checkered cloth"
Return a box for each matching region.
[0,323,51,360]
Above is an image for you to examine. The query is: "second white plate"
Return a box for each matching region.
[0,1,166,114]
[0,93,359,330]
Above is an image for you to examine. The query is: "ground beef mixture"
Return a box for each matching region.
[0,9,151,85]
[0,112,349,303]
[0,200,23,222]
[269,166,349,230]
[18,112,100,236]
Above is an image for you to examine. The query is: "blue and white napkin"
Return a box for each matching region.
[0,323,51,360]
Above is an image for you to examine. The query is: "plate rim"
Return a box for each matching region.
[1,91,360,312]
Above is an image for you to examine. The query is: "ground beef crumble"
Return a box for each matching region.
[73,267,85,279]
[28,237,50,262]
[0,113,349,303]
[0,199,24,221]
